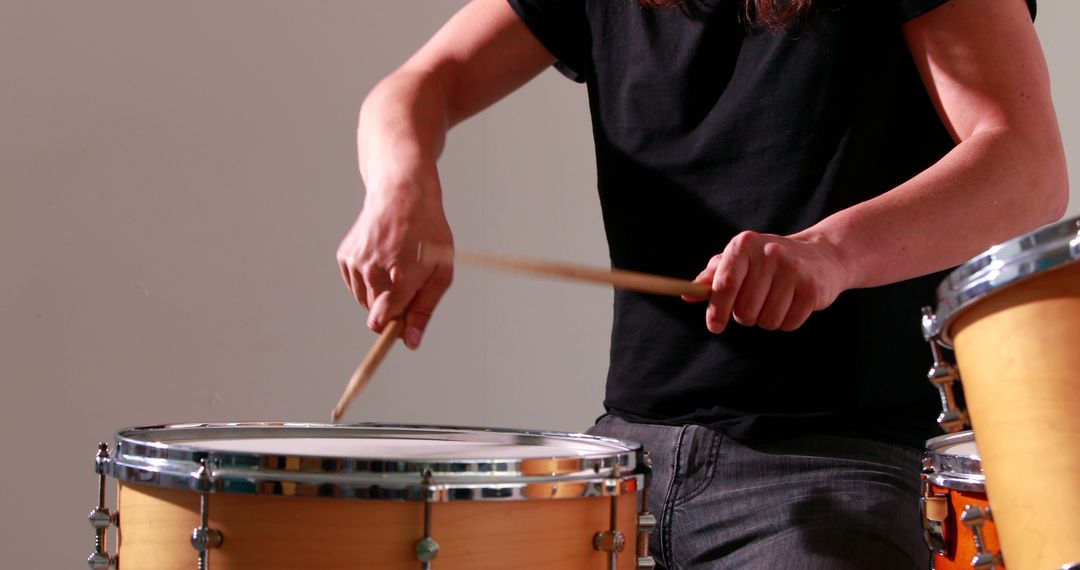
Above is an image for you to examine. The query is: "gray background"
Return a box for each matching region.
[2,1,1076,567]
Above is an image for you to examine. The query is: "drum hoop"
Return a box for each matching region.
[931,216,1080,347]
[929,473,985,494]
[925,431,984,490]
[108,422,644,502]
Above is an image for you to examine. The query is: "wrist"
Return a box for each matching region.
[793,218,865,292]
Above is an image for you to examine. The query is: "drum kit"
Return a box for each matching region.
[84,218,1080,569]
[920,217,1080,570]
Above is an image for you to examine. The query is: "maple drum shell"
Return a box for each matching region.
[116,481,639,570]
[948,260,1080,570]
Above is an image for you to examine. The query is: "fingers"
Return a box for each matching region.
[361,264,392,309]
[682,261,718,302]
[755,264,796,331]
[730,241,781,328]
[707,245,748,333]
[703,231,841,334]
[367,265,419,331]
[402,263,454,349]
[780,290,815,332]
[366,255,454,349]
[340,258,370,309]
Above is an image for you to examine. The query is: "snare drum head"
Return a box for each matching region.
[109,422,643,502]
[926,430,985,492]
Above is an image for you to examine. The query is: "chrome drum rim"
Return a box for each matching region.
[925,430,985,493]
[108,422,644,502]
[931,216,1080,347]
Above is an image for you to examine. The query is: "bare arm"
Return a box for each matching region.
[693,0,1068,332]
[338,0,556,347]
[814,0,1068,288]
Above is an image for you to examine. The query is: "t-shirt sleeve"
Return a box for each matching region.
[506,0,591,82]
[898,0,1036,21]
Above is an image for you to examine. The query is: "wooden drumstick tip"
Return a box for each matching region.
[331,319,405,423]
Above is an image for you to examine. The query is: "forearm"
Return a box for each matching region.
[806,125,1068,290]
[357,68,452,203]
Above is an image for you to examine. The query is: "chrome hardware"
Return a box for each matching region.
[637,556,657,569]
[593,465,625,570]
[933,216,1080,347]
[415,538,439,565]
[87,443,118,569]
[107,423,642,503]
[190,458,223,570]
[635,511,652,535]
[415,470,440,569]
[635,453,657,570]
[961,505,1003,570]
[593,530,626,553]
[919,457,948,556]
[921,307,969,433]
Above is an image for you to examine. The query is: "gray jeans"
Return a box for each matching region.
[587,414,931,570]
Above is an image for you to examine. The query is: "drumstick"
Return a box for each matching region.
[331,318,405,422]
[426,246,712,299]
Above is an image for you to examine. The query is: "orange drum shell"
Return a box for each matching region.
[117,481,639,570]
[949,261,1080,570]
[930,484,1003,570]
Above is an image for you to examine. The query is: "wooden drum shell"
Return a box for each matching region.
[949,261,1080,570]
[930,484,1004,570]
[117,481,640,570]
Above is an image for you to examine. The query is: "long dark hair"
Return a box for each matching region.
[640,0,813,29]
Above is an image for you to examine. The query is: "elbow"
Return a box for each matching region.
[1036,143,1070,226]
[1012,124,1070,227]
[1047,159,1070,223]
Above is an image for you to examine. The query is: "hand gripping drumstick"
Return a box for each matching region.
[331,318,404,422]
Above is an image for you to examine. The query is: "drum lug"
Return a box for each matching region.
[961,505,1003,570]
[921,307,969,433]
[415,469,440,569]
[593,466,625,570]
[190,458,223,570]
[635,453,658,570]
[87,443,119,569]
[637,556,657,570]
[635,511,657,570]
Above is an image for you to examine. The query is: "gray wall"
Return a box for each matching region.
[1,1,1076,567]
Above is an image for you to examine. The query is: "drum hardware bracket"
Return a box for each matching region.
[918,456,948,556]
[593,465,625,570]
[88,442,119,569]
[190,458,223,570]
[921,307,969,433]
[961,505,1003,570]
[635,454,658,570]
[415,469,440,570]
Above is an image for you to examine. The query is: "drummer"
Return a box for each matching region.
[337,0,1067,567]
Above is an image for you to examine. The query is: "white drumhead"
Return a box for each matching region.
[938,439,978,459]
[169,436,616,459]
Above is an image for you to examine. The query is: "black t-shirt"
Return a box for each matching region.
[506,0,1035,448]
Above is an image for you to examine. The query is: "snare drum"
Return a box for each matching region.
[921,431,1004,569]
[923,217,1080,570]
[86,423,655,569]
